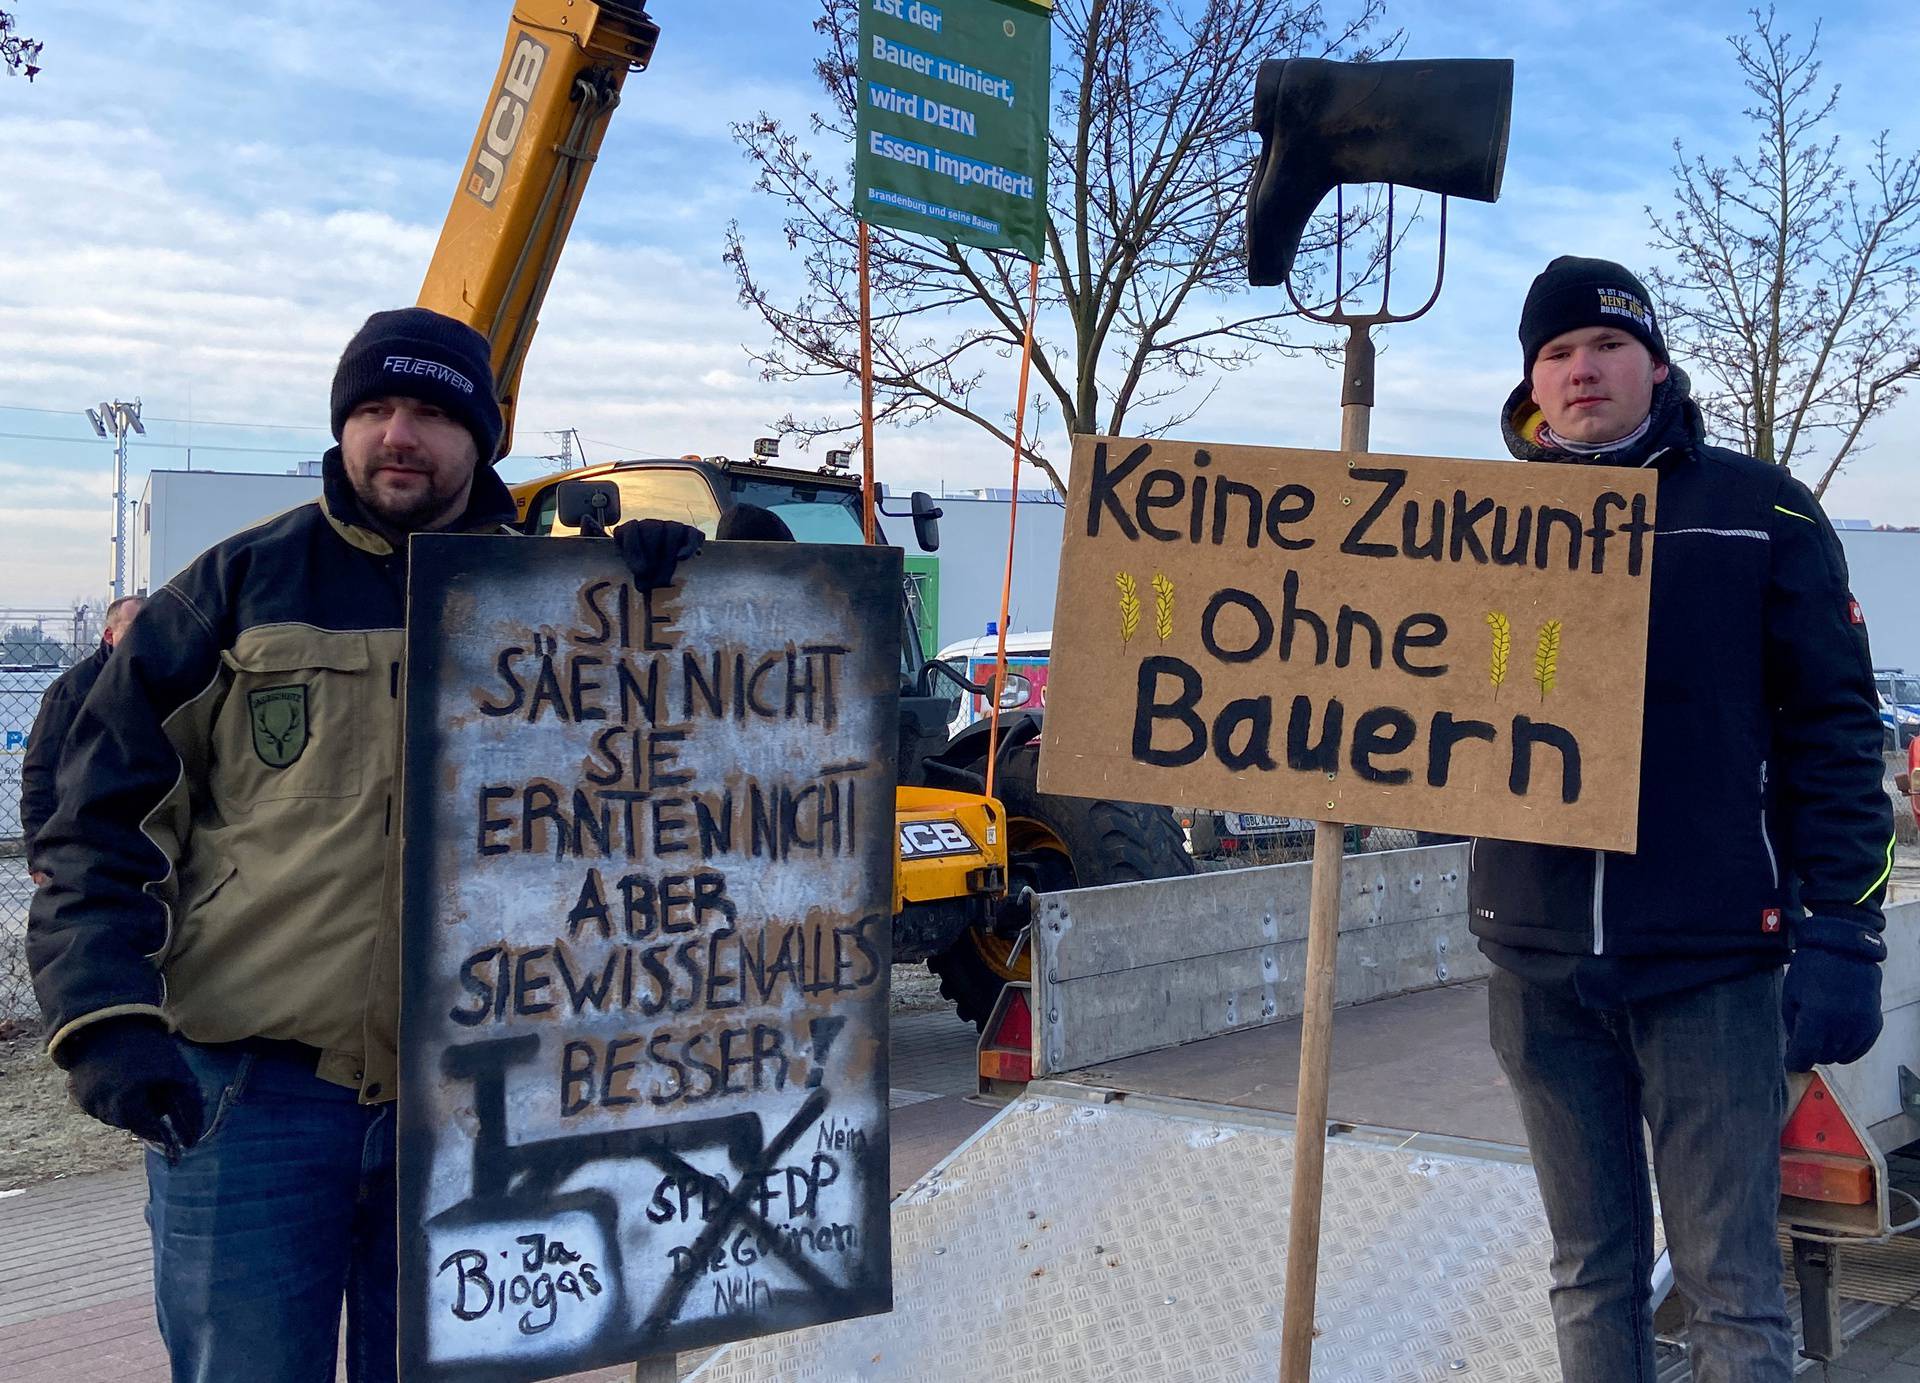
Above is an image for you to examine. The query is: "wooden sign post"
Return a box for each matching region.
[1038,430,1657,1378]
[1283,395,1374,1383]
[397,536,901,1383]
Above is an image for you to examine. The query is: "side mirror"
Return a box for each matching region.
[911,490,942,553]
[557,480,621,535]
[924,658,989,696]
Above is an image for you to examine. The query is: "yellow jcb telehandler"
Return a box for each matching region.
[416,0,1193,1024]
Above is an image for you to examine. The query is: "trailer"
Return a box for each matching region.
[692,845,1920,1381]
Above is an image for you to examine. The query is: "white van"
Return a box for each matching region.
[934,630,1052,739]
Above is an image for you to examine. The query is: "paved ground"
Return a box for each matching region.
[1818,1310,1920,1382]
[11,912,1920,1379]
[0,1009,992,1383]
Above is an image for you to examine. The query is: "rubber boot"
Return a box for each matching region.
[1246,56,1514,286]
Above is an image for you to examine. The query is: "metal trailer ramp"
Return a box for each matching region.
[690,1091,1564,1382]
[686,1012,1900,1383]
[687,857,1919,1381]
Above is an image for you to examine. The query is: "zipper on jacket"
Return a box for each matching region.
[1592,852,1606,954]
[1759,760,1779,887]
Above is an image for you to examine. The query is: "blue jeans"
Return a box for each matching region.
[1488,965,1793,1383]
[145,1042,397,1383]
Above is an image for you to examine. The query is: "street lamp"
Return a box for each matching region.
[92,398,145,600]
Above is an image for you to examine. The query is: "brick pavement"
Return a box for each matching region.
[1814,1307,1920,1382]
[0,1010,988,1382]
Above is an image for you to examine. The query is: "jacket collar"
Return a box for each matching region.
[1500,363,1705,469]
[319,447,519,555]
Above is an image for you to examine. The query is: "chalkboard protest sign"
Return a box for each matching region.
[1038,437,1659,852]
[397,536,899,1382]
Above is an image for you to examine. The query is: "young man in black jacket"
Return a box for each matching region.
[1471,257,1895,1382]
[19,594,143,885]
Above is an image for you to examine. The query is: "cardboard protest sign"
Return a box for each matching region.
[398,536,899,1382]
[1038,437,1658,852]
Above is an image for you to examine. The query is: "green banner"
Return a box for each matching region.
[853,0,1052,262]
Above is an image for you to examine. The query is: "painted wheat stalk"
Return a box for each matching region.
[1151,573,1175,641]
[1534,619,1563,700]
[1486,611,1512,694]
[1116,571,1141,643]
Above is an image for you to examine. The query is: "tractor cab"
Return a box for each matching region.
[505,454,1192,1028]
[509,454,947,701]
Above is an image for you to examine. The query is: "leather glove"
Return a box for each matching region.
[60,1017,205,1152]
[1782,945,1883,1070]
[612,519,705,591]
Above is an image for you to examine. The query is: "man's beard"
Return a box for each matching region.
[354,461,468,533]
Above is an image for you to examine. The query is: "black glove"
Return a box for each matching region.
[1782,944,1883,1070]
[612,519,705,591]
[61,1017,205,1152]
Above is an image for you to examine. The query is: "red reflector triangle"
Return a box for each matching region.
[1780,1074,1868,1159]
[992,987,1032,1049]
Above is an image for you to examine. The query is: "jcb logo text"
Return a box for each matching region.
[467,34,548,207]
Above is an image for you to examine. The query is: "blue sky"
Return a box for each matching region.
[3,0,1918,606]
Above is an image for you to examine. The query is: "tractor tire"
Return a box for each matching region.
[928,746,1195,1028]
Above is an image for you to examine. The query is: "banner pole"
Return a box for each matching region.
[858,220,877,544]
[983,258,1043,803]
[1279,322,1373,1383]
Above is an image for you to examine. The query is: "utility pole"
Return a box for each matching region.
[87,399,145,600]
[538,428,586,470]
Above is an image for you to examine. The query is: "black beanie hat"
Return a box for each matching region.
[329,307,504,464]
[1518,256,1667,377]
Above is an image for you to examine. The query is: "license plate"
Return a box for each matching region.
[1221,812,1308,835]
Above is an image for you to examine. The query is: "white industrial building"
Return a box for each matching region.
[127,467,1066,647]
[123,466,1915,673]
[1837,528,1920,674]
[135,466,322,595]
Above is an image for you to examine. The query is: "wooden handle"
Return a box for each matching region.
[1278,819,1345,1382]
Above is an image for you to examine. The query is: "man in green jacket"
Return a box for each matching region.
[29,307,515,1383]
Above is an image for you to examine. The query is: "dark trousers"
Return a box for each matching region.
[1488,965,1794,1383]
[144,1042,397,1383]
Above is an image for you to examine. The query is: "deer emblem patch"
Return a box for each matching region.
[248,685,310,768]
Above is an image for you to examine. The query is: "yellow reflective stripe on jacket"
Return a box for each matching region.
[1774,504,1816,524]
[1856,833,1896,906]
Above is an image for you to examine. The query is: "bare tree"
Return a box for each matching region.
[1,9,44,80]
[726,0,1396,492]
[1646,7,1920,497]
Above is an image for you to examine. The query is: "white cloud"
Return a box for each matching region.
[6,0,1920,615]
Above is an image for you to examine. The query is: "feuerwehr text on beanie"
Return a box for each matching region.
[329,307,504,464]
[1518,256,1667,377]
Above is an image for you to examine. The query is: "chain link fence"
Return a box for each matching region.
[1193,822,1423,872]
[3,613,96,1033]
